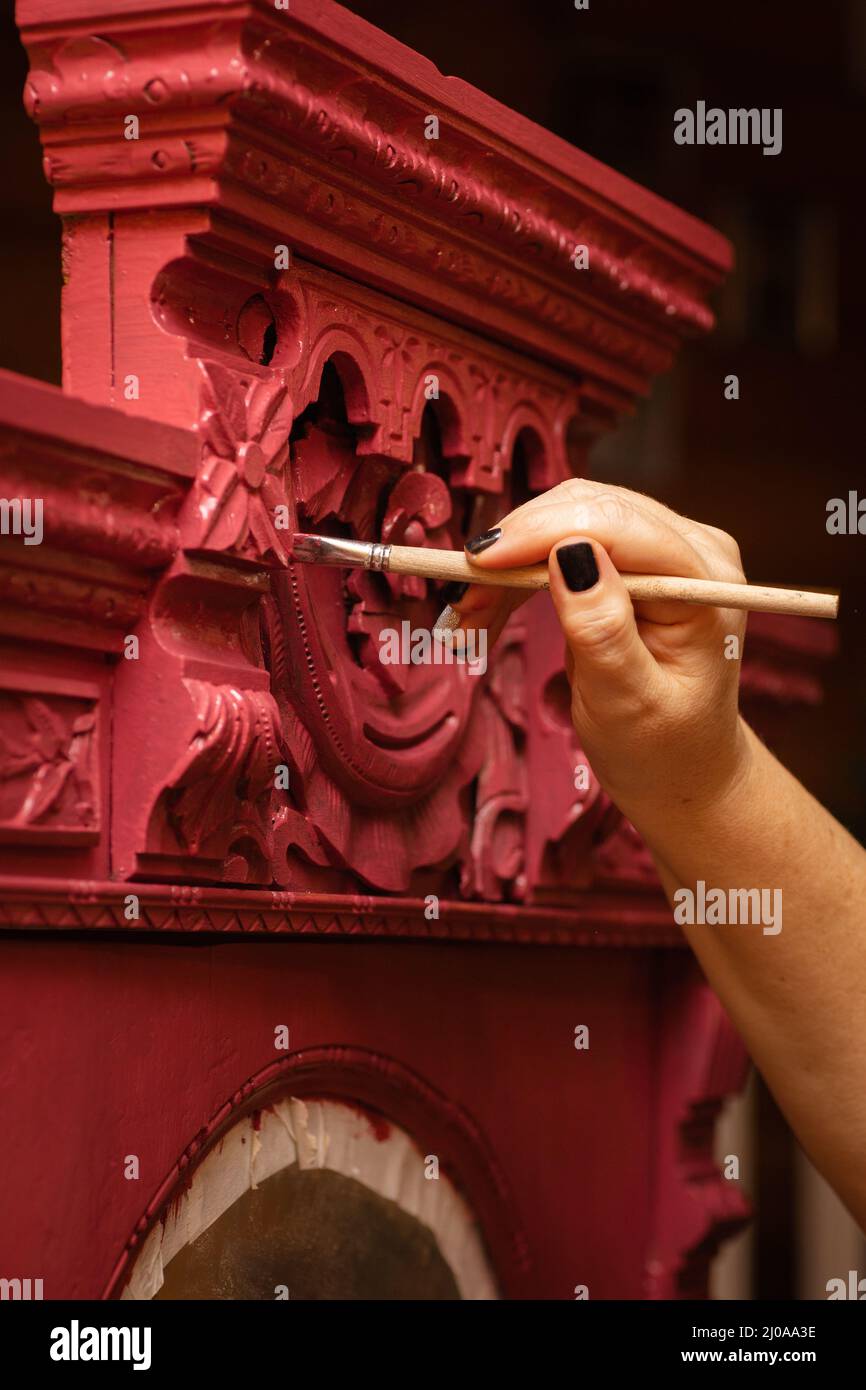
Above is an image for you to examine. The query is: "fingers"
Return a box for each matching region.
[434,581,528,654]
[464,480,713,584]
[440,481,744,667]
[548,537,658,717]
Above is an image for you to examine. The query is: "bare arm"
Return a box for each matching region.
[448,480,866,1228]
[650,724,866,1228]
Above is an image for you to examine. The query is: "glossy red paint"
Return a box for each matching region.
[0,0,834,1299]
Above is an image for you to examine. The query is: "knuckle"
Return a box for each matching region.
[566,603,631,656]
[704,525,744,576]
[520,506,549,537]
[559,477,599,506]
[591,492,634,534]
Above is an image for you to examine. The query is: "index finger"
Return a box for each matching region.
[465,485,710,580]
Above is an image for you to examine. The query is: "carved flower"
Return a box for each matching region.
[192,361,293,564]
[0,697,96,827]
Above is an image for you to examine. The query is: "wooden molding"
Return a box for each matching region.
[19,0,731,398]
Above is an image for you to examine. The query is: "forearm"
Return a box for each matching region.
[459,481,866,1225]
[627,719,866,1227]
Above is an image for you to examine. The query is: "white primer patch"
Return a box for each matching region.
[122,1097,498,1300]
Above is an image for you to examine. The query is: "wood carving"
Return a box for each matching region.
[120,257,586,892]
[0,691,98,843]
[192,363,294,566]
[646,961,752,1298]
[146,680,284,883]
[0,0,836,1303]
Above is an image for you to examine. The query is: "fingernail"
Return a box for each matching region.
[465,527,501,555]
[432,604,462,637]
[556,542,599,592]
[441,580,469,604]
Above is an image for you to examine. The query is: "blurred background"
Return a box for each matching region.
[1,0,864,1298]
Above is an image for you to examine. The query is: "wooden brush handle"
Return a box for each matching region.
[386,545,839,619]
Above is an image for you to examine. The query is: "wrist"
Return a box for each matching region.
[620,716,761,866]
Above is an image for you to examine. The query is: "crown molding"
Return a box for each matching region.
[19,0,732,394]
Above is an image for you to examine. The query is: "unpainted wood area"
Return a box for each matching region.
[155,1165,461,1300]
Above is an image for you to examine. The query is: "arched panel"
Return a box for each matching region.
[113,1050,525,1300]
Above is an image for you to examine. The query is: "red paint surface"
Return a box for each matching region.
[335,1102,393,1145]
[1,937,656,1299]
[0,0,831,1302]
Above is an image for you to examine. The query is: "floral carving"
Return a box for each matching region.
[462,625,528,902]
[190,362,293,564]
[0,694,97,835]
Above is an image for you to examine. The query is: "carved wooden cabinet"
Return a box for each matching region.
[0,0,832,1299]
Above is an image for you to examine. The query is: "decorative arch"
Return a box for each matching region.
[406,361,471,458]
[107,1048,528,1300]
[297,331,381,449]
[498,404,559,492]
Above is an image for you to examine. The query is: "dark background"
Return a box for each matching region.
[1,0,864,1296]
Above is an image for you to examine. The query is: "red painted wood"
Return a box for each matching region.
[17,0,731,423]
[0,0,832,1300]
[0,937,659,1299]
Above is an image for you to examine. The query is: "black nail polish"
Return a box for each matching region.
[556,542,599,592]
[465,527,501,555]
[441,580,469,604]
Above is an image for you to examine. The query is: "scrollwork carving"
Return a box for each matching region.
[170,293,658,896]
[145,680,285,884]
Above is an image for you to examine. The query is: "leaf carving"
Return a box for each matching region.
[17,761,74,824]
[161,681,285,857]
[22,697,67,760]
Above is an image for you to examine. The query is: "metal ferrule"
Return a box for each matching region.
[292,534,393,571]
[365,542,391,572]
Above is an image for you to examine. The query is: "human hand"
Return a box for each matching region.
[443,480,752,831]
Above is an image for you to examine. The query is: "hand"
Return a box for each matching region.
[446,480,752,833]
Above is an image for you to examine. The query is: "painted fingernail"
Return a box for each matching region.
[441,580,469,604]
[432,604,462,639]
[556,542,599,592]
[465,527,501,555]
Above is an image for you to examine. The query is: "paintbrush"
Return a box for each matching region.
[289,534,839,620]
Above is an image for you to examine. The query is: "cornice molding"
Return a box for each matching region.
[19,0,732,393]
[0,370,196,650]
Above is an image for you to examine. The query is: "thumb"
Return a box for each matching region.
[548,538,657,716]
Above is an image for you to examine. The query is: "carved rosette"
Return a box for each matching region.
[188,362,294,566]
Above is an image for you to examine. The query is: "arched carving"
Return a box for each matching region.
[108,1048,527,1300]
[296,331,381,449]
[128,253,601,893]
